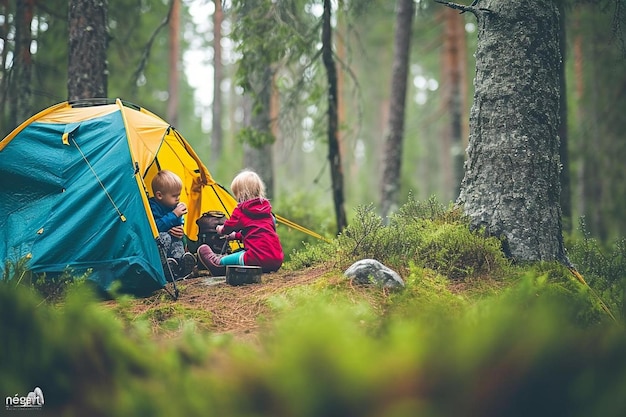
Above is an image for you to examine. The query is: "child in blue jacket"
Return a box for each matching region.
[149,170,196,278]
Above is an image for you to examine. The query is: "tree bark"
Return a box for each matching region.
[380,0,415,219]
[322,0,347,233]
[243,142,274,198]
[557,0,571,233]
[243,66,275,199]
[440,7,467,202]
[12,0,34,127]
[166,0,180,126]
[577,4,626,241]
[67,0,108,101]
[456,0,567,263]
[0,0,7,134]
[211,0,223,164]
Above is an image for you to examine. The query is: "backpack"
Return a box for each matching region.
[194,210,232,255]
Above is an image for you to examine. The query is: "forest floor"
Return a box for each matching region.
[103,263,481,345]
[106,265,333,342]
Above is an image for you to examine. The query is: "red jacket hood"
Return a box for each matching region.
[239,198,273,219]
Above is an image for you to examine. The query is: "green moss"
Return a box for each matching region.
[138,304,213,333]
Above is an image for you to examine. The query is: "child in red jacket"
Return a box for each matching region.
[197,169,284,275]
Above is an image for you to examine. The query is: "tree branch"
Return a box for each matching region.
[433,0,492,17]
[130,0,174,96]
[611,0,626,55]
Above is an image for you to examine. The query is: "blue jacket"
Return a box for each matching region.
[149,197,183,232]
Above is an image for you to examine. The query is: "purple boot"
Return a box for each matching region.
[197,244,226,276]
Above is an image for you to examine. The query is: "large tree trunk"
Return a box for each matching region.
[166,0,180,126]
[0,0,7,135]
[211,0,224,164]
[7,0,33,128]
[456,0,567,263]
[243,142,274,198]
[580,6,626,241]
[380,0,415,219]
[322,0,347,234]
[556,0,571,234]
[243,66,275,199]
[67,0,108,100]
[11,0,34,128]
[440,6,467,202]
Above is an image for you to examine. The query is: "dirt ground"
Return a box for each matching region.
[118,265,331,339]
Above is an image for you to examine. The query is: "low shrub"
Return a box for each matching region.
[566,217,626,321]
[331,199,510,281]
[2,257,88,302]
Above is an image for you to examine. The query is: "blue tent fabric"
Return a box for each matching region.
[0,109,166,295]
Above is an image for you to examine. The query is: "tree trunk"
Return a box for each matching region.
[244,142,274,198]
[456,0,567,264]
[380,0,415,220]
[211,0,223,164]
[11,0,34,128]
[0,0,7,134]
[336,9,348,182]
[577,5,626,241]
[167,0,180,126]
[67,0,108,101]
[583,39,604,240]
[572,12,585,233]
[322,0,347,233]
[557,0,571,233]
[243,66,275,199]
[440,7,467,202]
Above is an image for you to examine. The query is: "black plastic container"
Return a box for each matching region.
[225,265,262,286]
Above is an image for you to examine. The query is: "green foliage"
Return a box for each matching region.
[236,126,276,148]
[230,0,318,105]
[340,203,389,260]
[2,256,35,287]
[137,303,213,334]
[4,264,626,416]
[273,191,336,265]
[566,218,626,320]
[0,283,154,413]
[284,240,337,270]
[511,263,609,327]
[328,197,510,281]
[415,222,507,280]
[249,272,622,417]
[393,193,460,223]
[385,264,470,325]
[2,257,88,301]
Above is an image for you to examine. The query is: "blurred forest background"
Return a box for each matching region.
[1,0,625,243]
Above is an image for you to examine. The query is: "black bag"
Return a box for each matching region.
[195,210,231,255]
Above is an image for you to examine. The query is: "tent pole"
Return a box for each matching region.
[157,238,179,300]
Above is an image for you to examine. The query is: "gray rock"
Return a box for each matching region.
[344,259,404,289]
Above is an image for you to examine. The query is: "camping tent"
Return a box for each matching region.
[0,99,258,295]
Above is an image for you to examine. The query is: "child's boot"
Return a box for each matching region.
[164,258,178,281]
[179,252,197,278]
[197,244,225,276]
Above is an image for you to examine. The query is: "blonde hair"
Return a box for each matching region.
[151,170,183,195]
[231,169,266,203]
